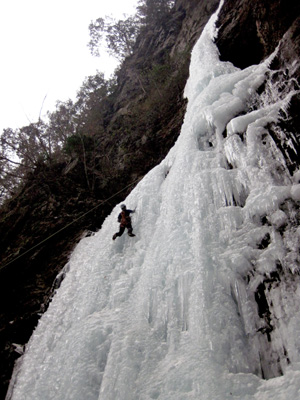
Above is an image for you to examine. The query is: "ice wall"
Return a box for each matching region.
[7,2,300,400]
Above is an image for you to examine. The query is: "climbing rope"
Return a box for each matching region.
[0,176,142,271]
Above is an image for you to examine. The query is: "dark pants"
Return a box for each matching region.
[115,223,133,237]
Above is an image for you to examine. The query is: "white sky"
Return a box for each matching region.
[0,0,138,132]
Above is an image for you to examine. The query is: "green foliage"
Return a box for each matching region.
[64,134,94,158]
[142,62,172,87]
[64,135,82,157]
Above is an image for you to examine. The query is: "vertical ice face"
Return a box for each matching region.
[7,2,300,400]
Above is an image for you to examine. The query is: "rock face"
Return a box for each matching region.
[0,0,300,398]
[216,0,300,69]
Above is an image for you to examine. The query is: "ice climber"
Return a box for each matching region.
[112,204,136,240]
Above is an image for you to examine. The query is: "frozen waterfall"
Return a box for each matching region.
[7,2,300,400]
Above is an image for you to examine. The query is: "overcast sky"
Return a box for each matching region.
[0,0,138,133]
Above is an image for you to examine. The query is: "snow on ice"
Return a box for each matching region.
[7,1,300,399]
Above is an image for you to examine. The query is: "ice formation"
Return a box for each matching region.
[7,2,300,399]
